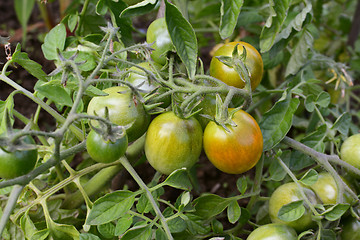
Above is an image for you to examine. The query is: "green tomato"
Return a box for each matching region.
[144,111,203,175]
[146,18,174,65]
[86,129,128,163]
[247,223,298,240]
[341,217,360,240]
[0,135,38,179]
[269,182,318,232]
[87,86,150,142]
[341,134,360,169]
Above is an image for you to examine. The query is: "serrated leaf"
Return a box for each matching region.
[41,23,66,60]
[227,200,241,224]
[162,168,193,191]
[193,194,232,219]
[260,0,291,52]
[219,0,243,39]
[34,80,73,107]
[259,96,300,151]
[278,200,305,222]
[12,44,48,82]
[86,191,135,225]
[285,28,314,76]
[300,169,318,186]
[165,0,198,79]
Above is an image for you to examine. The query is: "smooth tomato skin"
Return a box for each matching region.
[310,172,338,205]
[269,182,318,232]
[341,217,360,240]
[146,18,173,65]
[247,223,298,240]
[0,136,37,179]
[209,41,263,90]
[144,111,203,175]
[87,86,150,142]
[203,109,263,174]
[86,130,128,163]
[340,134,360,169]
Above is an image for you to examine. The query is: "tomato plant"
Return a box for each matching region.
[144,111,203,175]
[0,135,37,179]
[86,129,128,163]
[209,41,263,90]
[341,217,360,240]
[87,86,150,142]
[268,182,318,232]
[247,223,298,240]
[146,17,174,65]
[203,109,263,174]
[341,133,360,169]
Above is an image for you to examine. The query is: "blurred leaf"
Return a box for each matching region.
[114,215,133,236]
[80,233,101,240]
[0,95,14,135]
[121,0,158,18]
[165,1,198,79]
[316,91,331,108]
[41,23,67,60]
[30,229,49,240]
[168,217,187,233]
[227,200,241,224]
[260,0,291,52]
[236,177,247,194]
[300,169,318,186]
[121,225,152,240]
[278,200,305,222]
[14,0,35,44]
[259,94,300,151]
[320,229,336,240]
[332,112,351,136]
[86,190,135,225]
[12,44,48,82]
[20,214,38,240]
[285,28,314,76]
[97,222,115,239]
[324,204,350,221]
[193,194,232,219]
[219,0,243,39]
[49,221,80,240]
[96,0,108,15]
[269,150,290,181]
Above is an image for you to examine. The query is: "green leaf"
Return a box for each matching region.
[304,94,316,112]
[278,200,305,222]
[0,95,14,135]
[300,169,318,186]
[114,215,133,236]
[332,112,351,136]
[227,200,241,224]
[120,0,158,18]
[68,13,79,33]
[260,0,291,52]
[269,150,290,181]
[285,28,314,76]
[12,44,48,82]
[49,222,80,240]
[80,233,101,240]
[162,168,193,191]
[96,0,108,15]
[320,229,336,240]
[41,23,67,60]
[219,0,243,39]
[324,204,350,221]
[236,177,247,194]
[165,0,198,79]
[30,229,49,240]
[86,190,135,225]
[193,194,232,219]
[121,225,152,240]
[20,214,38,240]
[14,0,35,44]
[168,217,187,233]
[316,91,331,108]
[259,95,300,151]
[97,222,115,239]
[34,80,73,107]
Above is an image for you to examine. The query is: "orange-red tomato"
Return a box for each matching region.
[203,109,263,174]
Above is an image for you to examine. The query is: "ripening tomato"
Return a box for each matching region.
[268,182,318,232]
[209,41,263,90]
[340,134,360,169]
[247,223,298,240]
[341,217,360,240]
[87,86,150,142]
[144,111,203,175]
[203,109,263,174]
[0,135,38,179]
[146,18,174,65]
[86,129,128,163]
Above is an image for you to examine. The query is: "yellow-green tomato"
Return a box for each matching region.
[146,18,174,65]
[144,111,203,175]
[341,134,360,169]
[247,223,298,240]
[269,182,318,232]
[87,86,150,142]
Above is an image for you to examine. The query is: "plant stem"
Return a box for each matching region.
[119,156,174,240]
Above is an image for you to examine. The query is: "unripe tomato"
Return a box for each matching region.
[0,135,38,179]
[341,217,360,240]
[203,109,263,174]
[269,182,318,232]
[209,41,263,90]
[247,223,298,240]
[146,18,174,65]
[144,111,203,175]
[87,86,150,142]
[86,129,128,163]
[340,134,360,169]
